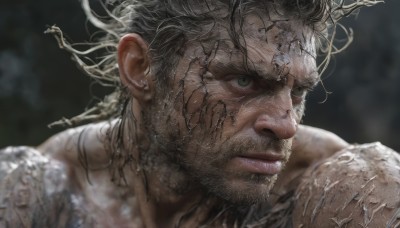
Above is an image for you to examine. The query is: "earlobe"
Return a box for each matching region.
[118,33,153,102]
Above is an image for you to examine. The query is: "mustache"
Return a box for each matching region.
[210,135,292,160]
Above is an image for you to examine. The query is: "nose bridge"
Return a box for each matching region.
[269,90,292,118]
[254,90,297,139]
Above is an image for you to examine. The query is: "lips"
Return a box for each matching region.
[230,153,284,175]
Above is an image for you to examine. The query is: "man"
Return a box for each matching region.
[1,0,399,227]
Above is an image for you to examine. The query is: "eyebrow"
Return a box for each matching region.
[211,58,280,81]
[211,58,320,90]
[212,58,319,82]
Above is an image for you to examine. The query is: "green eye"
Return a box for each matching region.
[237,76,252,87]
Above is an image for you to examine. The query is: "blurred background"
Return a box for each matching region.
[0,0,399,151]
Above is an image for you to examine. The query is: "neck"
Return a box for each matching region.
[130,149,224,227]
[131,167,262,227]
[116,116,221,227]
[129,142,270,227]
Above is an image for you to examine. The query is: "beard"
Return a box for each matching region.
[182,134,292,206]
[137,87,293,206]
[141,114,292,206]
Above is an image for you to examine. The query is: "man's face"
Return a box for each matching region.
[146,11,318,205]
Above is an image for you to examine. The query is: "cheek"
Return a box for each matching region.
[182,84,209,129]
[169,88,242,147]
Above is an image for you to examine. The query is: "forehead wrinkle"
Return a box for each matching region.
[244,43,282,80]
[209,47,280,81]
[207,37,317,84]
[244,16,316,56]
[201,16,317,81]
[208,40,311,82]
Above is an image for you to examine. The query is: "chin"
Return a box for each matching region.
[202,172,279,206]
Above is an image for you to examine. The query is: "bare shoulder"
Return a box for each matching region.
[37,122,140,227]
[271,125,348,201]
[38,121,114,166]
[0,146,91,227]
[291,125,349,167]
[293,142,400,227]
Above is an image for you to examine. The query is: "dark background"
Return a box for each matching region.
[0,0,399,151]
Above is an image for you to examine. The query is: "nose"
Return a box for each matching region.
[253,94,297,140]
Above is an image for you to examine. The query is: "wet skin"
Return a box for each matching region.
[14,11,320,227]
[6,7,396,228]
[144,13,319,205]
[34,122,348,227]
[100,10,321,226]
[4,123,400,227]
[2,2,400,226]
[0,9,324,227]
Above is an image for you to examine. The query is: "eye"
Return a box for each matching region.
[291,86,308,98]
[236,76,253,87]
[291,86,311,102]
[226,75,260,95]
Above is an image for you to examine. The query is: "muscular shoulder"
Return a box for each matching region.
[38,121,113,167]
[293,142,400,227]
[0,146,89,227]
[271,125,348,202]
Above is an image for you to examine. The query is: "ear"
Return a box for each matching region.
[118,33,153,102]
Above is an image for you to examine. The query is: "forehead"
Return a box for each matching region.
[242,12,315,48]
[191,9,317,81]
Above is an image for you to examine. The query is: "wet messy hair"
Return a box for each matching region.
[46,0,382,127]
